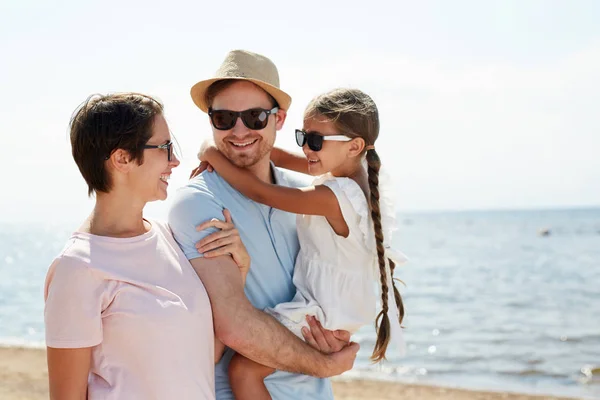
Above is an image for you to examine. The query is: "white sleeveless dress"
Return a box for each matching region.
[265,173,407,354]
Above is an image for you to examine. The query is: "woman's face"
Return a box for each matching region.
[128,114,180,202]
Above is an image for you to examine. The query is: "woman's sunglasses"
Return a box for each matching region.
[143,141,174,162]
[105,140,174,161]
[208,107,278,131]
[295,129,351,152]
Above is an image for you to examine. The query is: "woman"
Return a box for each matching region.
[44,93,248,399]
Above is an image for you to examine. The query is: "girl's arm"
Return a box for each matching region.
[47,347,92,400]
[270,147,309,175]
[202,147,342,221]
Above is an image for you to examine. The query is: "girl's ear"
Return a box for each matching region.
[347,137,366,158]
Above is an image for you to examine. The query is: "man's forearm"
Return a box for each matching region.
[189,255,336,378]
[218,302,330,377]
[190,256,342,377]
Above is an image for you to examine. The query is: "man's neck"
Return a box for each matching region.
[245,156,274,184]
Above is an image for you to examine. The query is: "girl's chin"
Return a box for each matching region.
[307,162,323,175]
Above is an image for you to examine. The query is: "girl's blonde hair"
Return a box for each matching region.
[305,88,404,362]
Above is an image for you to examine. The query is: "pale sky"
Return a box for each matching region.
[1,0,599,223]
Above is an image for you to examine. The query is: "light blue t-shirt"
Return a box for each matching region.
[168,165,334,400]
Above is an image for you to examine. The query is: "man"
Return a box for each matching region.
[168,50,358,399]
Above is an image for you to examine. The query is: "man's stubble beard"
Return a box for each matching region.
[216,135,275,168]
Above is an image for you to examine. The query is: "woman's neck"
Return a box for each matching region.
[81,191,149,238]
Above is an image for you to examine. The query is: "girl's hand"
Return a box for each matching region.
[301,315,351,354]
[189,161,213,179]
[195,209,250,281]
[198,139,218,161]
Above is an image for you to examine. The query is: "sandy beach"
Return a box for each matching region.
[0,346,583,400]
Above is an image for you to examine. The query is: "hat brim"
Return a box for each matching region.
[190,77,292,113]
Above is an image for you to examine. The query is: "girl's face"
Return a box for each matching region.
[302,115,354,176]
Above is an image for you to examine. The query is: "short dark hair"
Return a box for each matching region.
[204,79,279,109]
[69,93,164,196]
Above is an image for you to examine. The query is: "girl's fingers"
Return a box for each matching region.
[307,315,330,353]
[302,326,318,349]
[190,161,209,179]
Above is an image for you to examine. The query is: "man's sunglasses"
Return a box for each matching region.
[295,129,351,152]
[208,107,278,131]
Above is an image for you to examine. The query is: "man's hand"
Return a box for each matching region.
[301,315,351,354]
[300,316,359,377]
[322,341,360,377]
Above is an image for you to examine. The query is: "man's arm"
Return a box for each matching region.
[190,255,358,378]
[168,184,357,377]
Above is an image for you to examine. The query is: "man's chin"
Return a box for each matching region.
[226,153,261,168]
[220,146,271,169]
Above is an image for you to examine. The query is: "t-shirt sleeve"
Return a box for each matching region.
[168,185,226,261]
[44,256,104,348]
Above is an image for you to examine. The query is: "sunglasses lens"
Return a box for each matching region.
[295,130,306,147]
[242,109,269,130]
[307,134,323,151]
[211,110,236,130]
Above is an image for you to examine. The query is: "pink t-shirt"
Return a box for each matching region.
[44,220,215,400]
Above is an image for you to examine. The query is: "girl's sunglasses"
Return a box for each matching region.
[295,129,351,152]
[208,107,278,131]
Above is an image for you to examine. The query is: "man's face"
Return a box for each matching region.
[210,81,285,168]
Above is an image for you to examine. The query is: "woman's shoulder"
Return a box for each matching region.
[56,234,93,265]
[46,236,99,286]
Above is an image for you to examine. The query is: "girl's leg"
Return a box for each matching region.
[229,352,276,400]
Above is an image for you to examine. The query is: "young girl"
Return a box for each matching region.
[198,88,407,400]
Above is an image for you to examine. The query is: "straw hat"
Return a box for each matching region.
[190,50,292,113]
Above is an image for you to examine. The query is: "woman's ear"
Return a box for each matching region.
[347,137,366,158]
[108,149,134,174]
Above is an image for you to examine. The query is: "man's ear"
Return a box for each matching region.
[275,109,287,131]
[347,137,366,158]
[108,149,134,174]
